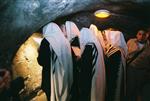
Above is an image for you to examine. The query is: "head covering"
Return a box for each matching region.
[105,30,128,57]
[80,28,100,53]
[80,28,105,101]
[43,22,71,58]
[42,22,73,101]
[98,30,128,57]
[89,24,99,36]
[65,21,80,42]
[65,21,81,57]
[89,24,103,50]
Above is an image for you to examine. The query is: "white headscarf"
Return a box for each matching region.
[43,22,73,101]
[80,28,106,101]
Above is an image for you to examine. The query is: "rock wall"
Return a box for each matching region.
[0,0,102,67]
[12,33,47,100]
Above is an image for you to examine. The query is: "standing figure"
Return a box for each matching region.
[89,24,106,101]
[126,29,149,101]
[41,22,73,101]
[99,28,127,101]
[62,21,81,101]
[127,30,148,64]
[79,28,105,101]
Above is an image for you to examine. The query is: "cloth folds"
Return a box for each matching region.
[97,29,127,101]
[43,22,73,101]
[80,28,106,101]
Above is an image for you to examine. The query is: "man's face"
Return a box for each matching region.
[136,31,146,42]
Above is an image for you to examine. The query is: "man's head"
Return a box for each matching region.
[136,30,146,42]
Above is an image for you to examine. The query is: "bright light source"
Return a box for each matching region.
[94,9,110,18]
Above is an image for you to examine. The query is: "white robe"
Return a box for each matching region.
[43,22,73,101]
[80,28,106,101]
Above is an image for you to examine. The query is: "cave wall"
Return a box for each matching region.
[0,0,102,68]
[0,0,150,68]
[12,33,47,100]
[0,0,150,100]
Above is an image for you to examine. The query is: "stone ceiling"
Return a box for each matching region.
[0,0,150,67]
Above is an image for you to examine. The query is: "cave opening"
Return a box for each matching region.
[1,1,150,101]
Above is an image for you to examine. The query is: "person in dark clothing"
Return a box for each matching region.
[98,29,127,101]
[78,43,98,101]
[69,36,80,101]
[126,45,150,101]
[69,36,97,101]
[62,22,96,101]
[62,21,81,101]
[37,38,51,101]
[126,29,150,101]
[105,50,124,101]
[79,28,106,101]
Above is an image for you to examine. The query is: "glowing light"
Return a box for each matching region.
[94,9,110,18]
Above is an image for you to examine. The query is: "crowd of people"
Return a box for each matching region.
[37,21,150,101]
[0,21,150,101]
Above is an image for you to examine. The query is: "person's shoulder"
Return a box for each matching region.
[127,38,137,43]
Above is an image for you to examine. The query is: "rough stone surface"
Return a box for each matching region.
[0,0,150,68]
[12,33,47,100]
[0,0,103,67]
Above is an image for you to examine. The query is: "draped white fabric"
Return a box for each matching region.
[43,22,73,101]
[65,21,80,42]
[80,28,106,101]
[104,30,127,101]
[89,24,99,37]
[65,21,81,57]
[97,29,128,66]
[102,30,128,57]
[97,29,127,101]
[103,30,128,71]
